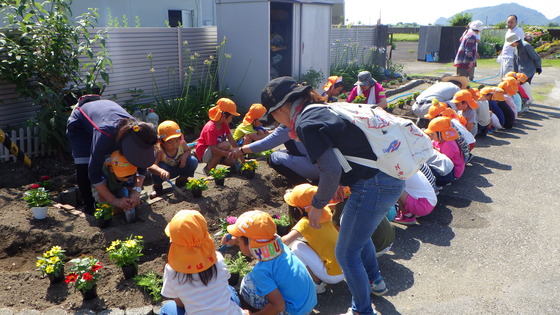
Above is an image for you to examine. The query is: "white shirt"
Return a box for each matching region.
[405,171,437,206]
[161,252,244,315]
[502,26,524,58]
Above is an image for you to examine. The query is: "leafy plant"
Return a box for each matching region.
[186,178,209,191]
[134,271,163,303]
[23,187,52,207]
[94,202,114,220]
[272,214,291,227]
[36,246,66,277]
[352,94,367,104]
[448,12,472,27]
[65,256,103,292]
[209,167,230,180]
[106,235,144,267]
[225,252,252,277]
[260,149,275,159]
[0,0,111,151]
[219,216,237,235]
[412,92,420,100]
[240,160,259,172]
[330,41,384,88]
[37,175,53,190]
[299,68,325,89]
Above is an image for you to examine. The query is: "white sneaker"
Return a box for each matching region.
[315,281,326,294]
[371,277,388,296]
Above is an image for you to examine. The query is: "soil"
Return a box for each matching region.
[0,153,290,312]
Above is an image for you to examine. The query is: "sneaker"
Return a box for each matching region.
[315,281,326,294]
[371,277,388,296]
[467,153,475,164]
[393,212,418,225]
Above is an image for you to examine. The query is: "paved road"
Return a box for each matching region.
[316,43,560,314]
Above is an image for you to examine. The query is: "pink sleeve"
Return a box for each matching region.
[374,83,386,100]
[440,141,465,178]
[347,87,358,103]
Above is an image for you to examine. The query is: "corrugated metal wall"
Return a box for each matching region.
[330,26,388,70]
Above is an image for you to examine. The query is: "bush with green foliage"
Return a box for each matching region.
[134,271,163,303]
[449,12,472,27]
[299,69,325,89]
[330,41,384,88]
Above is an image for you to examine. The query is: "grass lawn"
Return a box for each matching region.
[391,33,419,42]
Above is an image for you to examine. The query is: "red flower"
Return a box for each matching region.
[40,175,51,181]
[29,183,40,189]
[65,273,78,283]
[92,262,103,272]
[82,272,93,281]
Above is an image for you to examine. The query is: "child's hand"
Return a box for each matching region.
[114,197,133,211]
[221,233,238,246]
[160,170,170,181]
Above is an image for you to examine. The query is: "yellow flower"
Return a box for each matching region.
[48,256,60,264]
[136,236,143,240]
[124,240,137,248]
[36,259,46,267]
[50,246,62,254]
[45,265,54,274]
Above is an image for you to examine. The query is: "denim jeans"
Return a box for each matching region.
[152,155,198,185]
[159,285,241,315]
[335,171,404,315]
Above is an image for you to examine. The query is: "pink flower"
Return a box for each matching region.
[226,216,237,225]
[272,214,280,219]
[40,175,51,181]
[29,183,40,189]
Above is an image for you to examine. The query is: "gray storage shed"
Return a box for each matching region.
[417,26,466,63]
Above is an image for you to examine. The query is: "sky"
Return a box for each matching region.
[345,0,560,25]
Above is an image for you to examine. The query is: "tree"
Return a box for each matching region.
[449,12,473,27]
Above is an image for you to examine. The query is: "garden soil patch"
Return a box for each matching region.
[0,154,290,312]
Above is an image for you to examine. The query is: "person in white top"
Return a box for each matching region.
[499,15,525,78]
[160,210,248,315]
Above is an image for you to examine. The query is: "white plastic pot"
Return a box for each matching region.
[31,206,48,220]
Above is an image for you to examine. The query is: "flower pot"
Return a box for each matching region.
[228,272,240,286]
[214,178,225,186]
[47,268,65,284]
[242,170,255,179]
[97,217,111,228]
[124,208,136,224]
[80,285,98,301]
[121,264,138,279]
[31,206,48,220]
[191,189,203,198]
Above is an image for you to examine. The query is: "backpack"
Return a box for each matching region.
[304,103,433,180]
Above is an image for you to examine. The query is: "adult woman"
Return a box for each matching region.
[260,77,405,315]
[346,71,387,108]
[66,95,158,214]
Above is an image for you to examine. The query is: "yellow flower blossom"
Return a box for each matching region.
[45,265,54,274]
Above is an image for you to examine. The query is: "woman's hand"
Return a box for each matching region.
[229,147,244,159]
[331,186,347,203]
[307,206,323,229]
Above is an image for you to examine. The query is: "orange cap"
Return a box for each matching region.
[165,210,217,274]
[284,184,332,223]
[424,116,459,141]
[208,98,240,121]
[424,102,448,119]
[323,76,343,92]
[227,210,277,248]
[468,88,483,101]
[242,103,267,125]
[516,73,528,84]
[505,71,517,79]
[480,87,506,101]
[107,150,137,178]
[450,90,479,109]
[158,120,182,142]
[503,77,519,88]
[498,81,517,96]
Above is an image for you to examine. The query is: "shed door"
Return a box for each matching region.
[298,4,331,79]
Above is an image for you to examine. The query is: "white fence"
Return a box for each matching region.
[0,127,53,162]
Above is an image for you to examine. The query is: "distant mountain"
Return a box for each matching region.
[435,3,552,26]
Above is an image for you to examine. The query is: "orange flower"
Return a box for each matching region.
[65,273,78,283]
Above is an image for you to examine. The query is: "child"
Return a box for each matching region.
[223,210,317,315]
[233,103,269,146]
[346,71,387,108]
[281,184,345,294]
[321,76,344,102]
[502,76,523,113]
[480,87,506,131]
[498,80,518,120]
[148,121,199,198]
[99,150,138,213]
[450,90,479,137]
[468,88,491,137]
[424,117,465,187]
[160,210,248,315]
[516,72,533,111]
[195,98,242,175]
[393,170,438,225]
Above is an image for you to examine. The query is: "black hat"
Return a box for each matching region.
[261,76,312,122]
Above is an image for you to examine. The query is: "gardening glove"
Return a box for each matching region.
[536,68,542,75]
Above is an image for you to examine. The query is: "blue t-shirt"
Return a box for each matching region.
[250,243,316,315]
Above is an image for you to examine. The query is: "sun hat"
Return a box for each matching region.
[121,124,157,169]
[354,71,376,86]
[227,210,277,249]
[440,107,468,126]
[323,76,343,92]
[467,88,483,101]
[208,98,240,122]
[424,116,459,141]
[424,101,449,119]
[450,90,479,109]
[165,210,217,274]
[261,76,312,121]
[502,77,519,89]
[498,81,517,96]
[469,20,484,31]
[515,73,528,84]
[505,34,521,45]
[283,184,333,223]
[480,87,507,101]
[439,75,469,89]
[505,71,517,79]
[242,103,267,125]
[157,120,182,142]
[107,150,137,178]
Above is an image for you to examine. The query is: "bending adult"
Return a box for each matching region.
[260,76,404,315]
[499,15,524,78]
[511,36,542,84]
[66,95,158,214]
[411,75,467,118]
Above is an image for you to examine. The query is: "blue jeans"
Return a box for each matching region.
[160,285,241,315]
[152,156,198,185]
[335,172,404,315]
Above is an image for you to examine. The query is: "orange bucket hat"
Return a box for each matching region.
[208,98,240,122]
[242,103,267,125]
[498,81,517,96]
[468,88,483,101]
[515,73,528,84]
[157,120,182,142]
[480,87,506,101]
[505,71,517,79]
[424,101,448,119]
[323,76,343,92]
[424,116,459,141]
[165,210,217,274]
[503,77,519,88]
[107,150,137,178]
[227,210,277,248]
[440,107,468,126]
[451,90,479,109]
[284,184,333,223]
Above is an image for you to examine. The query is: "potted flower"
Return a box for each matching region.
[352,94,366,104]
[225,252,252,286]
[185,178,209,198]
[272,214,292,236]
[397,98,406,109]
[93,202,114,228]
[240,160,259,179]
[338,92,348,102]
[208,167,230,186]
[37,175,53,190]
[218,216,237,236]
[65,256,103,300]
[106,235,144,279]
[412,91,420,101]
[36,246,66,284]
[23,185,52,220]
